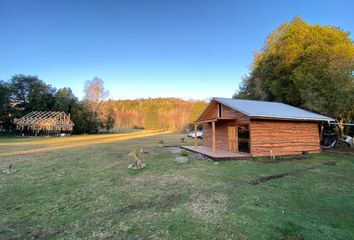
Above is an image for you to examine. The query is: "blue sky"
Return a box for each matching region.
[0,0,353,100]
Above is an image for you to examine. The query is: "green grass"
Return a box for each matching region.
[0,136,44,143]
[1,133,354,239]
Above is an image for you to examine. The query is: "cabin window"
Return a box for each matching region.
[218,103,222,118]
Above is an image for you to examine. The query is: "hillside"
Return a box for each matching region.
[102,98,207,131]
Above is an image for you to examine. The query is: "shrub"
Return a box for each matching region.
[179,149,189,156]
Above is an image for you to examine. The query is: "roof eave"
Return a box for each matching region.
[250,115,335,122]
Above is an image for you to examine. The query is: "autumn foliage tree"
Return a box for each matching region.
[235,17,354,121]
[101,98,207,131]
[83,77,109,132]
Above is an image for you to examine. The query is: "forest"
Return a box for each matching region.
[0,75,207,134]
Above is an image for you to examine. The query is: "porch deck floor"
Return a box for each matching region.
[181,145,251,160]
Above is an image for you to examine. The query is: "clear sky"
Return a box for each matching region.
[0,0,353,100]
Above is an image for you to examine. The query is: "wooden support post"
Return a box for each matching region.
[212,121,216,153]
[194,123,197,147]
[319,123,324,140]
[235,124,239,153]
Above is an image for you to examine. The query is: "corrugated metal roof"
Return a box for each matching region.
[214,97,335,122]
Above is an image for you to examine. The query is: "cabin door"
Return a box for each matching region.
[238,125,250,153]
[228,126,238,153]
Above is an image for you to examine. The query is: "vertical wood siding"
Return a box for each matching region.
[203,121,239,152]
[203,123,212,147]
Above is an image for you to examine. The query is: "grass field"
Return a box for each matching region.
[1,132,354,239]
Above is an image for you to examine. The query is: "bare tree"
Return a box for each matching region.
[84,77,109,104]
[83,77,109,128]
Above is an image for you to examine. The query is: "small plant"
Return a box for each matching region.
[2,163,17,174]
[180,137,185,143]
[175,149,189,163]
[158,140,164,147]
[139,148,144,157]
[128,151,146,169]
[179,149,189,157]
[269,149,275,160]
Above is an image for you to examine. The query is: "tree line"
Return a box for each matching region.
[234,17,354,126]
[101,98,206,131]
[0,75,207,134]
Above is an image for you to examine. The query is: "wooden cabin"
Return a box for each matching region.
[183,98,334,159]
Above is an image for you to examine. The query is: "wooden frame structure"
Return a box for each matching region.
[15,111,74,132]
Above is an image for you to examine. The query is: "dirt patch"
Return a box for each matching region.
[267,154,308,163]
[323,161,336,166]
[334,141,354,152]
[323,140,354,155]
[250,173,293,185]
[27,226,59,239]
[250,161,337,185]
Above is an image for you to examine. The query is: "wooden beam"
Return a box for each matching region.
[251,116,324,122]
[218,117,237,121]
[249,123,252,156]
[194,123,197,147]
[212,121,216,153]
[195,118,217,124]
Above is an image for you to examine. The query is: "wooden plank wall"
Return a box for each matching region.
[197,101,250,123]
[250,120,320,157]
[221,105,250,124]
[214,121,231,151]
[203,122,230,151]
[201,104,251,152]
[203,123,212,147]
[197,102,218,121]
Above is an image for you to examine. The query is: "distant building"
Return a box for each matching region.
[15,111,74,133]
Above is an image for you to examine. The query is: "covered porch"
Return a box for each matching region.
[183,118,251,160]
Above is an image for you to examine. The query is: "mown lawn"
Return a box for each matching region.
[0,133,354,239]
[0,136,44,143]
